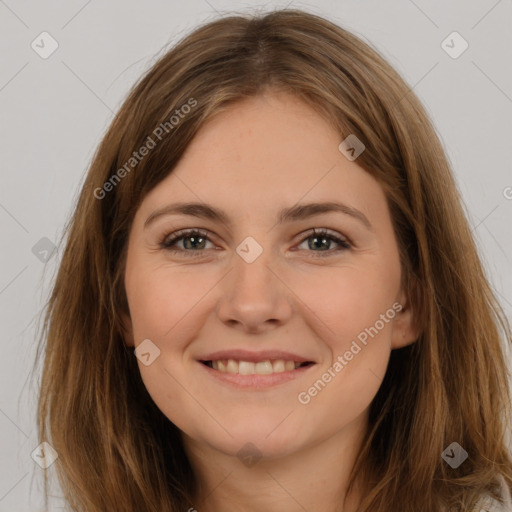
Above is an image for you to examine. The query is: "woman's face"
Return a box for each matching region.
[123,91,417,459]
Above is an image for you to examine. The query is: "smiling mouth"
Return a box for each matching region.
[200,359,314,375]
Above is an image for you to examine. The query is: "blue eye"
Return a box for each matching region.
[160,228,351,257]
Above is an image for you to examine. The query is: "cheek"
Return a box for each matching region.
[295,265,396,416]
[290,259,399,407]
[126,261,216,341]
[291,259,400,341]
[300,345,388,428]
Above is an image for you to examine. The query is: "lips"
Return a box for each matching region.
[197,349,316,376]
[198,349,314,364]
[198,357,316,389]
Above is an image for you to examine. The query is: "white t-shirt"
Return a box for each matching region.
[476,475,512,511]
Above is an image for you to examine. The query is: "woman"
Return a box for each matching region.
[34,8,512,512]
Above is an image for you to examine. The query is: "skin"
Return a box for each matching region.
[122,91,419,512]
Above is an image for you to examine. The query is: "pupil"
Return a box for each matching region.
[182,234,331,251]
[184,236,205,250]
[310,236,329,251]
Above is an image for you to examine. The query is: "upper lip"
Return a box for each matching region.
[198,349,315,364]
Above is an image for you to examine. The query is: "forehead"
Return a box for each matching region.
[176,92,340,187]
[138,92,387,227]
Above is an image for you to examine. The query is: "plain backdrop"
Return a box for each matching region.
[0,0,511,510]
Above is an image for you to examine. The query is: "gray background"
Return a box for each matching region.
[1,0,511,510]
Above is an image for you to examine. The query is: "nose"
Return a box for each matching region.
[216,246,293,334]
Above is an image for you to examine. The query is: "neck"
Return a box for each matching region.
[183,411,369,512]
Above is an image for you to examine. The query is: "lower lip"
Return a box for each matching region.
[197,361,316,389]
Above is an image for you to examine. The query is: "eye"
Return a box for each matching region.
[295,228,351,256]
[160,228,351,258]
[160,229,214,257]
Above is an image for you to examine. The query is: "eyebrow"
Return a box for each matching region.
[144,201,373,232]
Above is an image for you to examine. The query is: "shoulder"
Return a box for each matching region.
[476,497,512,512]
[476,476,512,512]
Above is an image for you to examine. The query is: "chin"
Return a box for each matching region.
[217,418,312,459]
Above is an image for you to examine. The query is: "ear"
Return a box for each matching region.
[120,312,135,347]
[391,288,421,349]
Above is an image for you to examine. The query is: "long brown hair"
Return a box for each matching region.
[33,8,512,511]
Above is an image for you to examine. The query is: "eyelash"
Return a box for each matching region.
[159,228,351,258]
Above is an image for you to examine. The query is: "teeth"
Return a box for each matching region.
[239,361,255,375]
[255,361,273,375]
[272,360,285,372]
[226,359,238,373]
[207,359,309,375]
[285,360,295,371]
